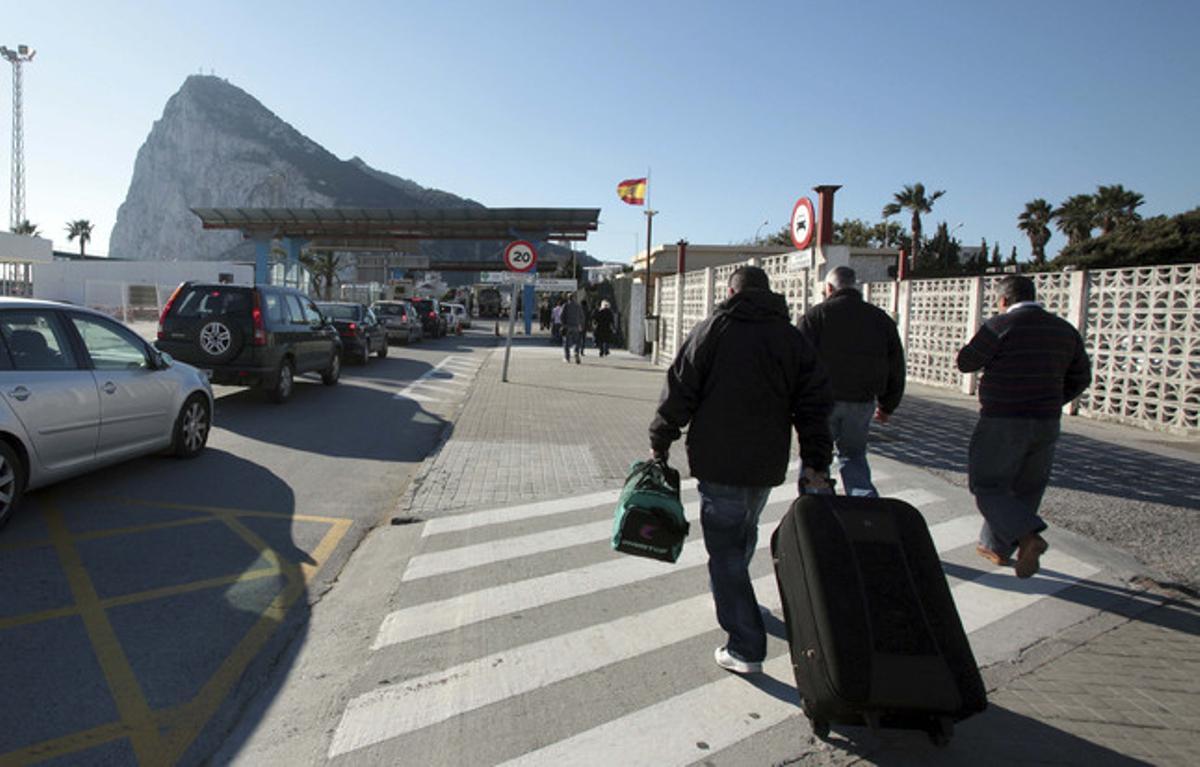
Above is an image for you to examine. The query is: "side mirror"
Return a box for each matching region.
[153,350,172,370]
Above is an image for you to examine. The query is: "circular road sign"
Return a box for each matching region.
[790,197,815,251]
[504,240,538,272]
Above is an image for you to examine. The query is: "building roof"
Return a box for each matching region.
[190,207,601,243]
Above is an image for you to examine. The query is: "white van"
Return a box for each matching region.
[442,302,469,330]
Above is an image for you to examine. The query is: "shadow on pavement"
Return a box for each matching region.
[818,703,1153,766]
[873,396,1200,511]
[216,358,449,460]
[942,561,1200,635]
[0,450,313,765]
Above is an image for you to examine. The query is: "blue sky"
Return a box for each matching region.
[6,0,1199,263]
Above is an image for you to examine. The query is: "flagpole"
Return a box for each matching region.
[642,167,656,322]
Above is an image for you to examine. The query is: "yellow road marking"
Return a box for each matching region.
[158,516,351,764]
[103,495,347,524]
[43,505,165,766]
[0,721,133,767]
[2,504,352,766]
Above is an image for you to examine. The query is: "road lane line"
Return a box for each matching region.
[401,502,701,582]
[955,549,1100,633]
[43,504,164,764]
[422,462,807,537]
[377,514,982,648]
[498,655,798,767]
[888,488,945,508]
[492,551,1099,767]
[403,484,971,582]
[329,574,783,757]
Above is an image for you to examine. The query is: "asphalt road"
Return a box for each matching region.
[0,328,497,766]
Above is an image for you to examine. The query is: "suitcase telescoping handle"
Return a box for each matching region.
[798,474,837,496]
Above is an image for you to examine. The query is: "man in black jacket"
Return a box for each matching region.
[957,275,1091,578]
[798,266,905,496]
[649,265,833,674]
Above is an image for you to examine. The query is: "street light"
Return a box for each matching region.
[754,219,769,243]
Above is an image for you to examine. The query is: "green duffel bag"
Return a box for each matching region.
[611,458,689,563]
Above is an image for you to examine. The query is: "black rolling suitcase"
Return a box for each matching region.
[770,494,987,745]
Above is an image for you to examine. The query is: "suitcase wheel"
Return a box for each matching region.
[807,717,830,740]
[927,716,954,747]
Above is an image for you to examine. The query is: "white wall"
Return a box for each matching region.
[0,232,53,263]
[32,260,254,305]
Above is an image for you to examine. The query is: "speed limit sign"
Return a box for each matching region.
[504,240,538,273]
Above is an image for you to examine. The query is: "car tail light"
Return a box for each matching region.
[157,283,185,339]
[251,292,267,346]
[428,311,436,318]
[349,322,359,333]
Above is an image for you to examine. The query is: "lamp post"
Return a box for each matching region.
[754,219,769,244]
[1,44,36,230]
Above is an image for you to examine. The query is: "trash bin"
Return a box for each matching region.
[643,315,660,345]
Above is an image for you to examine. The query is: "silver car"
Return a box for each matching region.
[0,298,214,527]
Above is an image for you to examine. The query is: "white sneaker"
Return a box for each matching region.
[714,646,762,674]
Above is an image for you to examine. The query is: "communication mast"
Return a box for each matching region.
[1,44,35,231]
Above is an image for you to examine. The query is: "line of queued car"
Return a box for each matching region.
[0,283,466,529]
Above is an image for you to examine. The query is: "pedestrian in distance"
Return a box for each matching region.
[797,266,906,497]
[560,293,585,364]
[593,299,616,357]
[649,265,834,675]
[579,299,591,356]
[957,275,1092,579]
[550,298,564,344]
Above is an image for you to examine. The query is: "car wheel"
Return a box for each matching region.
[0,440,25,529]
[322,352,341,386]
[198,320,243,364]
[172,394,210,458]
[377,340,388,358]
[358,342,371,365]
[268,359,294,403]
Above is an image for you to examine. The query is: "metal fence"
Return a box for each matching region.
[656,260,1200,434]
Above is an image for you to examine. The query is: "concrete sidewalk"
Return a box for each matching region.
[394,332,1199,765]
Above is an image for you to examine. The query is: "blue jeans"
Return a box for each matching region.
[969,416,1057,558]
[829,401,878,497]
[563,328,581,359]
[698,480,772,663]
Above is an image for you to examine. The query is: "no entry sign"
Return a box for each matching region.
[504,240,538,272]
[790,197,815,251]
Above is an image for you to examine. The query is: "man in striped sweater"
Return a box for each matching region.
[956,275,1092,578]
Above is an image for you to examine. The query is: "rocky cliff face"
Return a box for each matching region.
[110,76,481,261]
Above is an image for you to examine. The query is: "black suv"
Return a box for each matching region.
[156,283,342,403]
[410,298,447,338]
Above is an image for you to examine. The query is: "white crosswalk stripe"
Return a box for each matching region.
[330,469,1106,762]
[395,354,484,402]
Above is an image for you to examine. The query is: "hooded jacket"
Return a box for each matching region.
[649,289,833,486]
[797,288,906,413]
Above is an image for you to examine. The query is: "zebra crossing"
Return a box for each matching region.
[395,354,485,404]
[327,467,1101,764]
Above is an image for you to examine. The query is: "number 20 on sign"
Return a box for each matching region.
[504,240,537,272]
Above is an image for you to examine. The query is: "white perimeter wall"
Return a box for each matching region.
[32,260,254,305]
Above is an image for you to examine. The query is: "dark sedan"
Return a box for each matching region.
[316,302,387,364]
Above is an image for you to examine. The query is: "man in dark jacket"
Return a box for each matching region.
[798,266,905,496]
[561,294,584,363]
[649,266,833,675]
[957,275,1091,578]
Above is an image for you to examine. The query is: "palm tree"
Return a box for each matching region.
[301,250,342,300]
[11,219,38,236]
[1017,199,1054,264]
[1093,184,1144,235]
[65,219,94,257]
[1052,195,1096,246]
[882,183,945,268]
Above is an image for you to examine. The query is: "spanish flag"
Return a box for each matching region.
[617,178,647,206]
